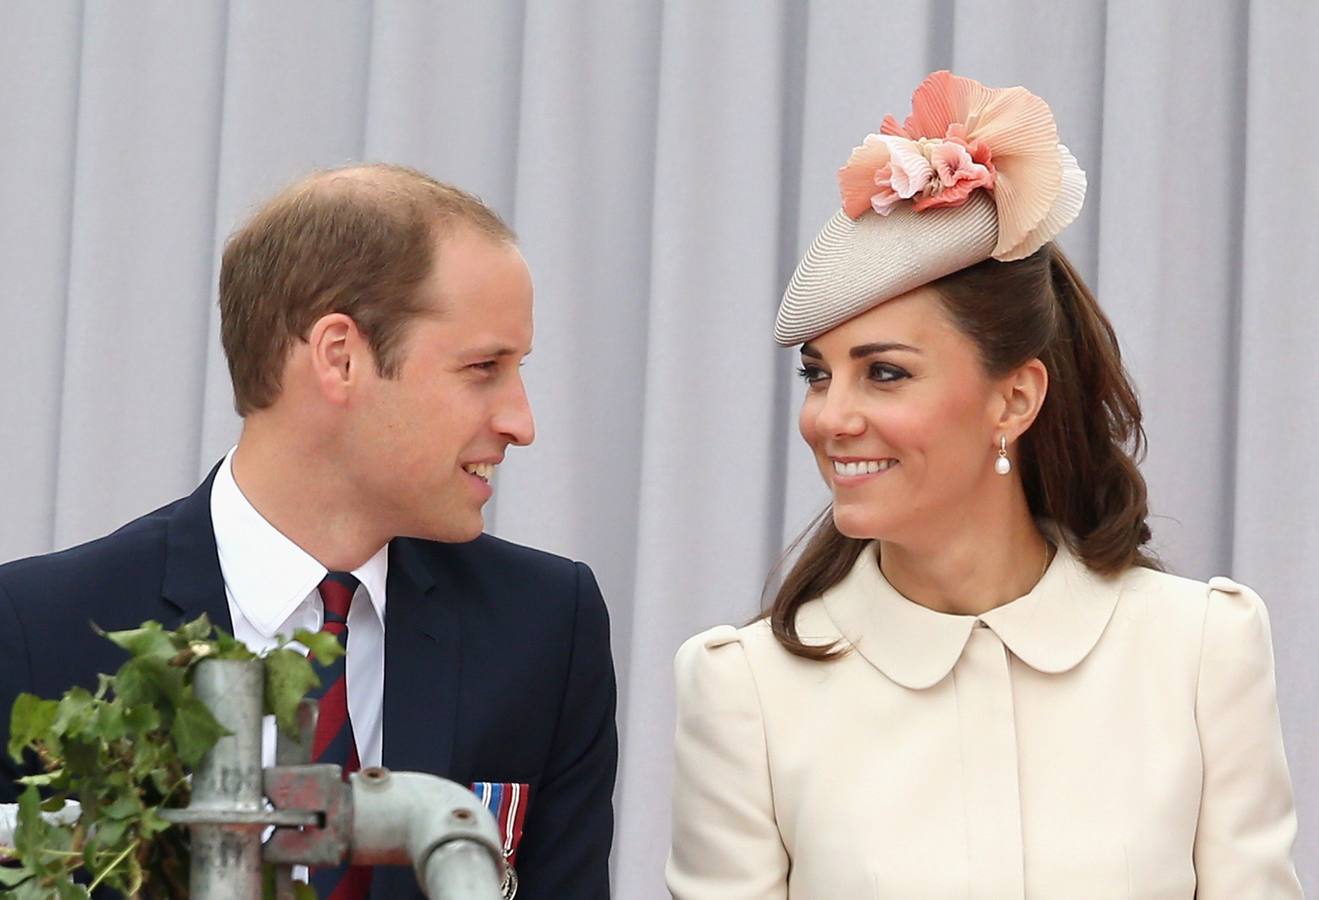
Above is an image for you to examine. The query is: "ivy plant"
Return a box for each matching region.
[1,614,342,898]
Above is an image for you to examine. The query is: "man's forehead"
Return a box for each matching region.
[458,342,532,358]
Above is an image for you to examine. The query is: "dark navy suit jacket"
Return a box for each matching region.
[0,469,618,899]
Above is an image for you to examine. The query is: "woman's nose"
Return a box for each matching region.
[815,384,865,437]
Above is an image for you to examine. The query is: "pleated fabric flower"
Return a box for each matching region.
[836,71,1086,261]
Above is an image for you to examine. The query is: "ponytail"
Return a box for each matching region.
[1028,249,1157,573]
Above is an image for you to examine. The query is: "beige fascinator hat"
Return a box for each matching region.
[775,71,1087,346]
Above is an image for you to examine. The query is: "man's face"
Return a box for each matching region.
[350,226,535,543]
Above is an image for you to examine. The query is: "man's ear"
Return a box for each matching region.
[307,313,360,406]
[997,357,1049,439]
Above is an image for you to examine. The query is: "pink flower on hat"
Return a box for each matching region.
[840,134,891,218]
[883,139,934,198]
[867,136,936,216]
[836,71,1079,260]
[869,171,902,216]
[913,138,994,212]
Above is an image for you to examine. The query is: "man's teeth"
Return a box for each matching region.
[463,462,496,481]
[833,459,897,477]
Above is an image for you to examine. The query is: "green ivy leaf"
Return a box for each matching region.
[5,616,339,895]
[114,657,189,735]
[61,736,99,775]
[175,614,214,645]
[264,648,320,739]
[86,816,129,858]
[55,879,92,899]
[100,791,142,821]
[15,877,71,899]
[16,769,62,788]
[140,807,172,836]
[92,699,129,742]
[39,793,69,813]
[99,620,177,664]
[0,864,36,887]
[171,696,228,769]
[121,700,162,735]
[214,629,257,661]
[14,784,73,871]
[7,693,58,763]
[291,627,346,667]
[51,687,97,740]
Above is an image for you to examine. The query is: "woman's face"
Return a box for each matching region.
[797,286,1005,542]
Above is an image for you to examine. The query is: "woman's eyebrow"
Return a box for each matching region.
[800,343,822,359]
[850,341,921,358]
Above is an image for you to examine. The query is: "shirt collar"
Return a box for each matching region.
[822,535,1121,690]
[210,447,389,639]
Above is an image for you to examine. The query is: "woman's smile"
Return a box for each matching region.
[829,456,900,484]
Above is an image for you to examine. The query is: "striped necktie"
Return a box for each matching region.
[309,571,372,898]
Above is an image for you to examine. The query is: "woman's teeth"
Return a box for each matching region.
[833,459,896,477]
[463,462,495,482]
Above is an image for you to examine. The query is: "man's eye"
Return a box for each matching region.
[470,360,498,372]
[871,363,909,383]
[796,364,828,385]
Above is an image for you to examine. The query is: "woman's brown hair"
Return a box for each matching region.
[767,243,1158,659]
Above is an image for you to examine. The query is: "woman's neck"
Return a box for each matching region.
[877,506,1051,617]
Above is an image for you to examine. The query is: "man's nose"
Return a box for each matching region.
[496,374,536,446]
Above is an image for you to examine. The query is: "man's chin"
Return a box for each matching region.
[408,512,485,544]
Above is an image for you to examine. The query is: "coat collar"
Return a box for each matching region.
[822,537,1122,690]
[161,461,233,631]
[381,538,457,777]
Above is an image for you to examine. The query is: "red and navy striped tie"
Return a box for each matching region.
[309,571,372,899]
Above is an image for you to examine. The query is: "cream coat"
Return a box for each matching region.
[667,541,1301,899]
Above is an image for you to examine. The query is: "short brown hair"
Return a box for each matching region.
[767,244,1158,660]
[219,163,515,415]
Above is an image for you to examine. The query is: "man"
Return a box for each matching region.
[0,164,617,898]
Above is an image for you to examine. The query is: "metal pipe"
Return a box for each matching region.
[350,768,506,900]
[166,662,506,898]
[187,658,265,899]
[272,698,317,899]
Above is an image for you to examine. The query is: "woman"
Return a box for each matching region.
[667,72,1301,898]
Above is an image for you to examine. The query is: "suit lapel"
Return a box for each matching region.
[381,538,459,778]
[161,462,234,633]
[158,469,463,776]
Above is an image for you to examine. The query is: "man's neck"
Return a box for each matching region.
[877,488,1049,617]
[230,425,389,573]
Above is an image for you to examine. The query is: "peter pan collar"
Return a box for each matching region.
[821,536,1122,690]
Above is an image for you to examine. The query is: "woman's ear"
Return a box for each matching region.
[998,357,1049,438]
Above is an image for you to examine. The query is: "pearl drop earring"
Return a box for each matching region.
[995,434,1011,475]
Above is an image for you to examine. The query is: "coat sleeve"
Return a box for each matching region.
[0,580,36,805]
[1191,577,1302,897]
[510,561,618,900]
[666,625,788,900]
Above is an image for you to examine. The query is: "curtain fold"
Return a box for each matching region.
[0,4,82,557]
[1,1,1313,893]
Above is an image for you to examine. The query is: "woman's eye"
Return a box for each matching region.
[796,364,828,386]
[870,362,909,383]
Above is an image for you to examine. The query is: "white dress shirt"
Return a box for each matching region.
[210,447,389,769]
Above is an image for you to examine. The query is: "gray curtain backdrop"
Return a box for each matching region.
[1,1,1314,893]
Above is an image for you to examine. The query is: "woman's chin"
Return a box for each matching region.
[831,506,888,541]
